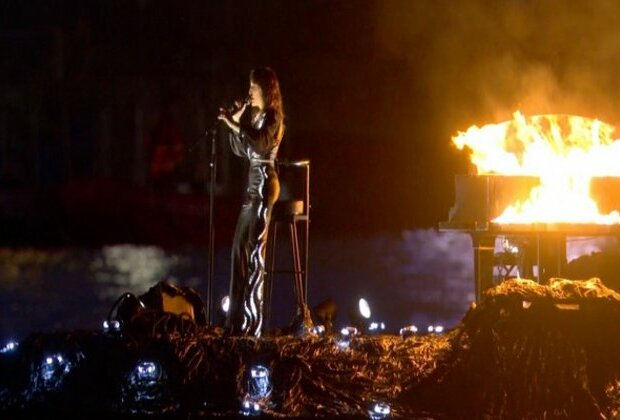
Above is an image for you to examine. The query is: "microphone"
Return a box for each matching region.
[226,96,251,113]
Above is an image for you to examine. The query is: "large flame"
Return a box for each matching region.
[452,111,620,224]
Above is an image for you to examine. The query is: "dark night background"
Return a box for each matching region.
[3,0,620,337]
[4,0,620,240]
[0,0,461,241]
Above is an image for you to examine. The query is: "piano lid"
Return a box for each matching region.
[439,174,620,234]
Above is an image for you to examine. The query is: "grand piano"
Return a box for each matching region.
[439,174,620,302]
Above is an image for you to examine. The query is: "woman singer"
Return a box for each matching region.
[217,67,284,336]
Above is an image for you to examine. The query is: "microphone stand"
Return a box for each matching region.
[206,123,217,326]
[190,102,243,325]
[188,121,218,325]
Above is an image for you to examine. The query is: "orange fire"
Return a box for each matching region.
[452,111,620,224]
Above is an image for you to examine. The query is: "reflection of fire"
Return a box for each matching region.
[452,111,620,224]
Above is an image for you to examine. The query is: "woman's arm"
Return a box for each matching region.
[238,110,282,154]
[218,110,242,134]
[231,101,246,123]
[229,131,248,157]
[219,107,249,158]
[219,108,282,155]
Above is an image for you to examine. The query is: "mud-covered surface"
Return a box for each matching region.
[3,278,620,418]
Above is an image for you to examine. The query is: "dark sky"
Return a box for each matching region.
[3,0,620,243]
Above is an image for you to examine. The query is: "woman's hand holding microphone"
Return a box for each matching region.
[217,97,250,130]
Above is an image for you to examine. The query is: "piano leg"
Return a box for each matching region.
[509,234,567,283]
[536,233,567,283]
[516,236,535,279]
[471,233,496,303]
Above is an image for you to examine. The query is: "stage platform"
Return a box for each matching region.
[2,278,620,418]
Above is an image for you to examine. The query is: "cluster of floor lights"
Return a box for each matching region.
[399,325,419,338]
[329,298,448,350]
[369,401,391,419]
[1,340,18,353]
[240,398,262,416]
[30,351,84,393]
[1,292,452,417]
[427,325,445,334]
[240,364,273,416]
[123,359,172,413]
[358,298,445,336]
[7,338,170,412]
[221,296,231,314]
[3,343,389,417]
[238,364,392,418]
[309,325,326,336]
[368,322,386,332]
[102,319,122,334]
[357,298,388,334]
[335,326,359,349]
[218,295,445,340]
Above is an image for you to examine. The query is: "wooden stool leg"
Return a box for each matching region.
[303,218,309,308]
[265,223,278,330]
[289,222,304,307]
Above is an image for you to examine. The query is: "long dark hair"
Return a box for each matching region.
[250,67,285,139]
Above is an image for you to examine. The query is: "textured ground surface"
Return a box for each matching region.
[3,278,620,418]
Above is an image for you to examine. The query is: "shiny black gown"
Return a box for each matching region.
[225,107,282,336]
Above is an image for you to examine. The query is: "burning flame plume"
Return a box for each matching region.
[452,111,620,224]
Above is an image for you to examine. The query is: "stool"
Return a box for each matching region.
[264,159,311,331]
